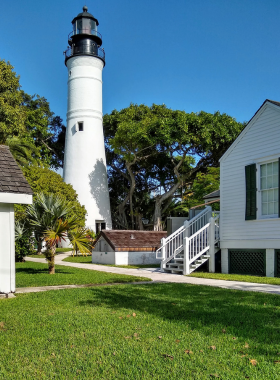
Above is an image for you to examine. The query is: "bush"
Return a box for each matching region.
[15,233,34,262]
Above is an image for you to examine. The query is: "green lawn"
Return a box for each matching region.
[1,283,280,379]
[63,255,160,269]
[28,247,73,259]
[16,262,151,288]
[189,272,280,285]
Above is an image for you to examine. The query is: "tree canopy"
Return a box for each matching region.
[0,59,65,169]
[104,104,244,230]
[20,166,86,226]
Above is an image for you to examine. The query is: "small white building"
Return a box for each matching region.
[93,230,166,266]
[0,145,33,296]
[220,99,280,277]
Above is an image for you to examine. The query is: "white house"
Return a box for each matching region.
[220,99,280,277]
[0,145,33,297]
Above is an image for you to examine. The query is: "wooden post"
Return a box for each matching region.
[183,237,190,275]
[161,237,166,270]
[209,217,215,273]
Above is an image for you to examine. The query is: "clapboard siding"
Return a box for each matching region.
[220,102,280,246]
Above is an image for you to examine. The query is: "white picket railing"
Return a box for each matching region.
[156,206,212,266]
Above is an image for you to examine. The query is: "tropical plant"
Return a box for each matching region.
[14,221,34,261]
[6,136,41,167]
[26,193,77,274]
[68,227,93,257]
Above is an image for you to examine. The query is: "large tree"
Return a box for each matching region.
[104,104,244,230]
[0,59,65,169]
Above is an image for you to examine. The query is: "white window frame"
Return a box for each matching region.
[256,156,279,219]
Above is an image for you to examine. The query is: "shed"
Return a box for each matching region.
[0,145,33,296]
[92,230,167,265]
[219,99,280,277]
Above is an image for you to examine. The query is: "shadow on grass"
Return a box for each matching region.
[16,267,73,275]
[79,282,280,351]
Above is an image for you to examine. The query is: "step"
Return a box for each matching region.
[163,268,183,274]
[167,263,183,268]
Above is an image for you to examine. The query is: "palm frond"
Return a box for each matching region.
[6,136,41,167]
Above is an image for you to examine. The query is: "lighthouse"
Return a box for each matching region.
[63,6,112,233]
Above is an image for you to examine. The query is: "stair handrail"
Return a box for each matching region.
[156,206,212,263]
[188,222,210,265]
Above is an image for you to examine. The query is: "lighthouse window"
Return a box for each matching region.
[78,122,84,131]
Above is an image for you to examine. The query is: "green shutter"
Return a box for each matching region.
[245,164,256,220]
[279,158,280,218]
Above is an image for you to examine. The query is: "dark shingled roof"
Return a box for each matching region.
[203,189,220,199]
[0,145,33,195]
[95,230,167,250]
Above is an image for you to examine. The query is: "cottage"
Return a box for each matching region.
[220,99,280,277]
[0,145,33,296]
[92,230,166,266]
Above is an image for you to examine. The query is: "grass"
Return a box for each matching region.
[189,272,280,285]
[28,247,73,259]
[63,255,160,269]
[15,262,151,288]
[1,283,280,379]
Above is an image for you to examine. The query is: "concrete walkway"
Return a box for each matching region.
[24,254,280,295]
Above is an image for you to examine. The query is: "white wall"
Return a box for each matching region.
[0,204,15,294]
[63,55,112,232]
[92,251,115,265]
[92,251,160,265]
[220,103,280,249]
[94,237,114,252]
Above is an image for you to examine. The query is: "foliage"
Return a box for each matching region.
[15,234,34,262]
[68,227,93,257]
[0,59,65,168]
[26,193,78,274]
[14,221,34,261]
[20,166,86,226]
[104,104,244,230]
[1,282,280,379]
[0,60,26,143]
[6,136,41,167]
[168,167,220,216]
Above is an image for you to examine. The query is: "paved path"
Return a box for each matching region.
[24,254,280,295]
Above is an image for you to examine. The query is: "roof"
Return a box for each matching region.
[203,189,220,199]
[72,6,99,25]
[95,230,167,250]
[220,99,280,163]
[0,145,33,195]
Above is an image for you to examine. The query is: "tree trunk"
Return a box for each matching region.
[46,244,56,274]
[126,163,136,230]
[154,199,163,231]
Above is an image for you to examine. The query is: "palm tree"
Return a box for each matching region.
[6,136,41,167]
[26,193,79,274]
[68,227,93,257]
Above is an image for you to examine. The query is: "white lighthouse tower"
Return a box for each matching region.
[63,6,112,233]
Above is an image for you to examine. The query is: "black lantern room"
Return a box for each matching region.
[64,6,105,65]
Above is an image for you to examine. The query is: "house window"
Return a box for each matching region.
[260,161,278,216]
[78,122,83,131]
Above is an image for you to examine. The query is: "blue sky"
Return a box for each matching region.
[1,0,280,124]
